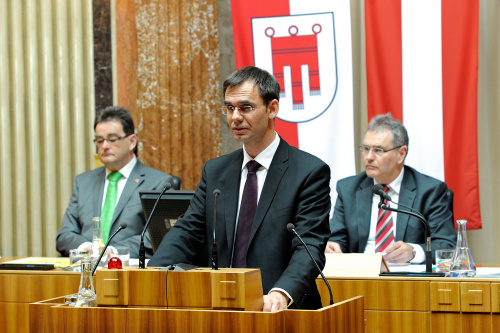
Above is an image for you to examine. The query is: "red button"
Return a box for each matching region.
[108,257,122,269]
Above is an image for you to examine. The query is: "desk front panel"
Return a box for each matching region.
[318,276,500,333]
[0,269,80,333]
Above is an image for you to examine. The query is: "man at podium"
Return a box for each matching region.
[149,66,331,312]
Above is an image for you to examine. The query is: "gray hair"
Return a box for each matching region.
[367,113,409,151]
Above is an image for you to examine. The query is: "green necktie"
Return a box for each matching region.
[101,172,123,243]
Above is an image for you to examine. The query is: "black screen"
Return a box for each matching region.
[139,190,195,253]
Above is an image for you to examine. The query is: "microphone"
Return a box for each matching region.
[377,203,438,275]
[91,222,127,276]
[212,189,221,270]
[139,182,171,269]
[372,184,391,201]
[287,223,334,306]
[371,184,441,275]
[372,184,426,222]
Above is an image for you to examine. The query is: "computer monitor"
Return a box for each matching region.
[139,190,195,253]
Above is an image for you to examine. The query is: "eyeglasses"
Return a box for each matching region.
[94,134,133,147]
[221,104,265,115]
[359,145,403,156]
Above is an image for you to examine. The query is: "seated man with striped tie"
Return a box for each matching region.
[56,106,177,258]
[326,114,456,263]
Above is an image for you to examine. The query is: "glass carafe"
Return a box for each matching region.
[74,256,97,307]
[91,217,106,269]
[448,220,476,277]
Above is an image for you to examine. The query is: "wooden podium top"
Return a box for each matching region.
[96,267,265,311]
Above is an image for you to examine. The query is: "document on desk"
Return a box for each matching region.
[475,267,500,278]
[387,263,427,273]
[3,257,70,268]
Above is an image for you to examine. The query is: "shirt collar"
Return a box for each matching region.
[106,155,137,179]
[241,133,280,170]
[374,167,404,195]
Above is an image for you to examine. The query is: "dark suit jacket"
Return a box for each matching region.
[149,139,331,309]
[329,166,456,259]
[56,160,175,258]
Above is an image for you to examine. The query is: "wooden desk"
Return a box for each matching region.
[317,275,500,333]
[0,257,81,333]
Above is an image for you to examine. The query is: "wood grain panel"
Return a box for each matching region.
[323,279,428,311]
[0,302,29,333]
[285,296,364,333]
[492,314,500,331]
[431,312,462,332]
[327,279,376,308]
[0,271,80,302]
[96,269,129,306]
[491,283,500,313]
[365,310,430,332]
[377,280,429,311]
[430,281,461,312]
[211,269,263,311]
[128,269,167,307]
[461,313,492,333]
[461,282,491,312]
[166,269,212,308]
[30,296,363,332]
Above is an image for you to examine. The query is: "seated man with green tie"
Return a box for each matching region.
[56,106,176,258]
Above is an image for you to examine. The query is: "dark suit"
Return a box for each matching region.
[56,160,175,258]
[329,166,456,259]
[149,139,331,309]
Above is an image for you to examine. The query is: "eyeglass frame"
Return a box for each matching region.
[93,133,133,147]
[220,103,267,116]
[359,145,403,156]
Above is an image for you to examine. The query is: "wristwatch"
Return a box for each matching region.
[409,247,416,262]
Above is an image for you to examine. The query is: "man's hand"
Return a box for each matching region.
[325,241,343,254]
[382,241,414,263]
[263,291,289,312]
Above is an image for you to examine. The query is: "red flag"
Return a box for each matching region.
[365,0,481,228]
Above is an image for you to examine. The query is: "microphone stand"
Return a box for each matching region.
[139,182,171,269]
[379,203,444,277]
[287,223,334,305]
[91,223,127,276]
[212,189,220,270]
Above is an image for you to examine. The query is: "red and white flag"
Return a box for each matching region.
[365,0,482,229]
[231,0,356,209]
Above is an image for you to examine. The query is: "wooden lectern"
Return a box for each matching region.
[96,267,264,310]
[29,267,364,332]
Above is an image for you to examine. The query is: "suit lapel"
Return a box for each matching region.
[112,161,145,227]
[357,177,374,252]
[248,140,288,248]
[224,151,244,255]
[395,168,416,241]
[93,168,107,217]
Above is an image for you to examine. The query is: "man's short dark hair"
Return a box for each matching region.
[223,66,281,104]
[367,113,409,153]
[94,106,137,154]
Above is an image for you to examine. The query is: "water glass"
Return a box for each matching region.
[69,249,89,270]
[436,249,454,274]
[110,246,130,266]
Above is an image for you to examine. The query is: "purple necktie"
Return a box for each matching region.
[232,160,261,268]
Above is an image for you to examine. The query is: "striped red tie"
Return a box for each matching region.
[375,185,394,253]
